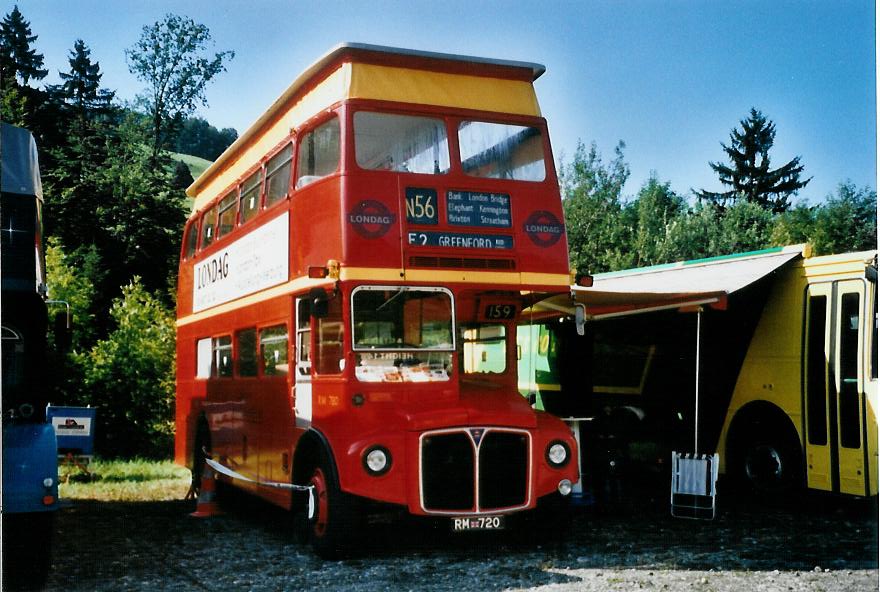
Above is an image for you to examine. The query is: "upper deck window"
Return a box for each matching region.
[458,122,546,181]
[352,286,453,383]
[239,170,262,225]
[296,117,340,189]
[217,192,238,238]
[354,112,449,175]
[183,220,199,259]
[266,144,293,207]
[201,204,218,248]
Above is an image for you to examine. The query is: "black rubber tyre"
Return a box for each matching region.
[2,511,54,590]
[734,429,803,496]
[306,448,359,559]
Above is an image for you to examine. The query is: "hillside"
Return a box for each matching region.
[170,152,212,182]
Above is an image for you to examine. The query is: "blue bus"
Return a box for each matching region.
[2,122,60,588]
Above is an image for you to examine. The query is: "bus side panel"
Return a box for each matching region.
[718,266,805,473]
[290,176,343,277]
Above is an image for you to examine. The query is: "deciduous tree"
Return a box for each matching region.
[80,278,176,458]
[561,140,632,274]
[125,14,234,161]
[624,175,686,267]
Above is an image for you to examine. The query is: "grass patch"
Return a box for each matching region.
[170,152,212,180]
[60,458,192,502]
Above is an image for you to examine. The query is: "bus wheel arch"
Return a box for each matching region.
[726,401,804,495]
[292,429,358,558]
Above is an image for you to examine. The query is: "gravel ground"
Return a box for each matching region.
[43,491,878,592]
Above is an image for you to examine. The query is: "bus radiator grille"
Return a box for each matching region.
[478,431,528,510]
[420,429,529,513]
[421,432,475,511]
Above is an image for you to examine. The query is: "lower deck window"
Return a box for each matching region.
[261,325,289,376]
[212,336,232,377]
[237,328,257,377]
[462,324,506,374]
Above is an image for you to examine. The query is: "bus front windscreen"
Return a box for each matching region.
[352,287,454,383]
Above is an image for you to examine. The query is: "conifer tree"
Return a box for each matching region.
[44,40,116,256]
[51,39,115,120]
[698,108,810,213]
[0,5,47,85]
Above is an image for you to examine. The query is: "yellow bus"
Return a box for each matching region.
[520,245,878,498]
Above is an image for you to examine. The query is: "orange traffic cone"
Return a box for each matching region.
[189,465,223,518]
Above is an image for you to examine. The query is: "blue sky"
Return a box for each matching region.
[14,0,877,202]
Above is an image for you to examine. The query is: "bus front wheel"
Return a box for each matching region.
[307,450,357,559]
[734,431,802,496]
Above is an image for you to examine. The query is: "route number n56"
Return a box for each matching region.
[405,188,438,225]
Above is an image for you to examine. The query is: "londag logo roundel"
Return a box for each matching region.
[348,200,397,239]
[523,210,564,247]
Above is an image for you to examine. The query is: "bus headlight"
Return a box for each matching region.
[363,446,392,476]
[546,441,570,468]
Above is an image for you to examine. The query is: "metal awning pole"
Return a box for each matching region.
[694,307,702,455]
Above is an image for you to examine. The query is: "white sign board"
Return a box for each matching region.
[51,416,93,438]
[192,213,289,312]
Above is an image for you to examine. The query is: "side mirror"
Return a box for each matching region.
[575,303,587,336]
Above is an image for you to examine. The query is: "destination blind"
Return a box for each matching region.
[446,191,511,227]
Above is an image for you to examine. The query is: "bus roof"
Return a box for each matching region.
[187,43,547,205]
[1,122,42,200]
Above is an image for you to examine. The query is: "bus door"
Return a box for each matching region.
[294,298,312,428]
[804,280,872,496]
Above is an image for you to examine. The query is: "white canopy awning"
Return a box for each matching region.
[533,244,807,320]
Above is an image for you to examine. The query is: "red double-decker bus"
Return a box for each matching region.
[175,43,578,557]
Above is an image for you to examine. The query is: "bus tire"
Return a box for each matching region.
[307,448,358,559]
[731,418,802,497]
[2,511,54,590]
